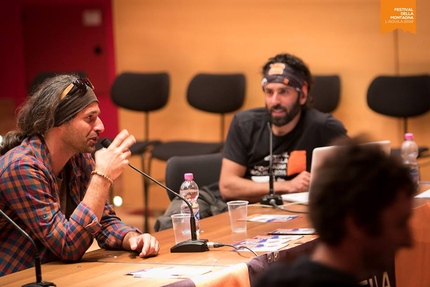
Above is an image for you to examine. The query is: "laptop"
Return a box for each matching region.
[282,140,391,204]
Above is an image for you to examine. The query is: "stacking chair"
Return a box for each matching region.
[147,73,245,226]
[152,152,224,231]
[366,74,430,157]
[149,73,246,163]
[165,153,223,200]
[110,72,169,232]
[149,73,244,233]
[309,75,341,113]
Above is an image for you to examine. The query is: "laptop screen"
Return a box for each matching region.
[282,140,391,204]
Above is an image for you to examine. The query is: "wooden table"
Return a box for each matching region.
[84,203,312,263]
[3,184,430,287]
[0,203,315,287]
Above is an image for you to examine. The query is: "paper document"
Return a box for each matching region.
[415,189,430,198]
[281,192,309,204]
[233,235,303,252]
[268,228,316,235]
[247,214,298,223]
[128,266,212,279]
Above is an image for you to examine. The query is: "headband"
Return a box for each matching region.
[54,86,98,127]
[261,63,305,91]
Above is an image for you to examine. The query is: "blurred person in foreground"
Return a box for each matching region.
[0,74,159,276]
[254,136,415,286]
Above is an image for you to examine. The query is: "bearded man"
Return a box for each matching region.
[0,74,159,276]
[219,53,347,203]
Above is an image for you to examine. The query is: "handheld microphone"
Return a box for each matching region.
[260,119,283,206]
[100,138,209,252]
[0,209,56,287]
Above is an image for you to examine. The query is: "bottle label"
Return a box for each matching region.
[193,206,200,238]
[194,208,200,221]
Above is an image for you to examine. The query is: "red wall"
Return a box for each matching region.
[0,0,118,138]
[0,2,27,108]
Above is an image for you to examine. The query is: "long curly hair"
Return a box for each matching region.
[0,74,78,155]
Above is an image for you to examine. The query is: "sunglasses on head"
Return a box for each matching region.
[59,77,95,100]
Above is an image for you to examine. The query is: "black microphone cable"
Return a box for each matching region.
[206,242,258,257]
[256,202,309,214]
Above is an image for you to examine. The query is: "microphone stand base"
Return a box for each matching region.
[22,281,56,287]
[260,194,284,206]
[170,239,209,253]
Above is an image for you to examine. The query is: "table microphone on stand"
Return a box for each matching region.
[0,209,56,287]
[260,119,283,207]
[100,139,209,253]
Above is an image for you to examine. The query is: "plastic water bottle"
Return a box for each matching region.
[179,173,200,236]
[401,132,419,189]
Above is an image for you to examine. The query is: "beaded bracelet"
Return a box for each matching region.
[91,170,114,186]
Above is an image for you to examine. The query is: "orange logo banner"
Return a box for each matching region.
[381,0,416,34]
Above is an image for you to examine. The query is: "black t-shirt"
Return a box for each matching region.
[254,256,360,287]
[222,107,347,181]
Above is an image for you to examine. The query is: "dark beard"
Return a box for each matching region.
[268,98,302,127]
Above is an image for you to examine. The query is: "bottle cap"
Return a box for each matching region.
[184,173,194,180]
[404,133,414,140]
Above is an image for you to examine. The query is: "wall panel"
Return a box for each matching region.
[112,0,430,210]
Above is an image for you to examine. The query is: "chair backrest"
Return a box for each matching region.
[111,72,169,112]
[165,153,223,200]
[308,75,341,113]
[187,73,245,114]
[367,75,430,118]
[187,73,245,141]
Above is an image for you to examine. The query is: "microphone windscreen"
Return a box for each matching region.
[101,138,112,148]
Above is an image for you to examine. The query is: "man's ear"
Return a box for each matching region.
[299,82,309,104]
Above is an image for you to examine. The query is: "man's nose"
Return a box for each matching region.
[271,92,282,104]
[95,117,105,133]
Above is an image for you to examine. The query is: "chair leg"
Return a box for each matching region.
[143,154,151,233]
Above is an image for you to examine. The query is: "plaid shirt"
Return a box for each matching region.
[0,136,141,276]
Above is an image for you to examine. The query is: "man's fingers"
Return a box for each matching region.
[119,134,136,151]
[106,130,136,156]
[136,234,160,257]
[108,129,130,150]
